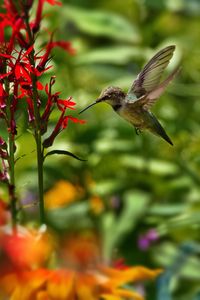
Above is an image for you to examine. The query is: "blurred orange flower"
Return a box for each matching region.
[0,225,52,269]
[59,231,101,269]
[44,180,83,209]
[0,266,161,300]
[89,195,105,214]
[0,231,162,300]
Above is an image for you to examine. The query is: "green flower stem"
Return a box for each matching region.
[4,75,17,228]
[35,131,45,223]
[24,13,46,224]
[30,57,46,224]
[8,130,17,227]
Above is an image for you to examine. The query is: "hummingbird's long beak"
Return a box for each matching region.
[79,99,102,114]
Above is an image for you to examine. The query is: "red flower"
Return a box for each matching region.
[50,41,76,55]
[32,0,62,33]
[43,106,85,148]
[0,0,84,160]
[0,1,26,51]
[41,76,85,145]
[37,36,75,72]
[45,0,62,5]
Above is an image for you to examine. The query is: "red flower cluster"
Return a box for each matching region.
[0,0,84,179]
[42,77,85,148]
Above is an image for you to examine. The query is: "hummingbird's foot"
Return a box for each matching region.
[135,127,141,135]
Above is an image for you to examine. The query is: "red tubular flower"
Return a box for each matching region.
[41,75,84,140]
[40,77,58,134]
[37,37,75,72]
[31,0,44,33]
[57,97,76,111]
[3,0,19,22]
[36,35,54,72]
[15,62,31,82]
[0,1,26,52]
[50,41,76,55]
[42,110,67,148]
[45,0,62,5]
[0,0,84,156]
[8,17,26,54]
[32,0,62,34]
[43,104,85,148]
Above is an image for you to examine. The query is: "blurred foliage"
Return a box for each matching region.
[1,0,200,299]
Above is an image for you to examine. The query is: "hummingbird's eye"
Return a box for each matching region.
[102,94,110,100]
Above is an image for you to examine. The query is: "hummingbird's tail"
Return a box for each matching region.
[148,113,173,145]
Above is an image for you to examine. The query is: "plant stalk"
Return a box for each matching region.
[8,131,17,228]
[5,78,18,228]
[35,133,45,223]
[24,12,46,224]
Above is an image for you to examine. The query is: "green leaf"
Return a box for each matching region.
[149,204,187,216]
[47,202,91,230]
[63,5,140,43]
[121,155,179,176]
[44,150,87,161]
[76,46,147,66]
[91,179,122,196]
[102,190,150,260]
[158,212,200,233]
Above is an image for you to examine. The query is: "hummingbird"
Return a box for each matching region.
[79,45,180,145]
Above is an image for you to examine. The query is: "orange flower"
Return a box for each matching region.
[0,265,161,300]
[0,225,52,269]
[89,196,105,214]
[58,231,102,272]
[0,231,162,300]
[44,180,83,209]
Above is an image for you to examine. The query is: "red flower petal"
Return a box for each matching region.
[68,116,86,124]
[37,81,44,91]
[61,116,68,129]
[57,99,76,109]
[51,41,75,55]
[45,0,62,6]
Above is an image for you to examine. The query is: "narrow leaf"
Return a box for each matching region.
[44,150,87,161]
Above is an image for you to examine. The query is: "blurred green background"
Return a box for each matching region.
[1,0,200,299]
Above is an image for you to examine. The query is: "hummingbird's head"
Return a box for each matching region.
[79,86,126,114]
[97,86,126,106]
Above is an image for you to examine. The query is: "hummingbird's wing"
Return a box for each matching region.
[125,45,176,103]
[135,66,180,110]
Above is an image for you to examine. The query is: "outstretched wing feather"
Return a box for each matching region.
[125,45,175,102]
[134,66,180,110]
